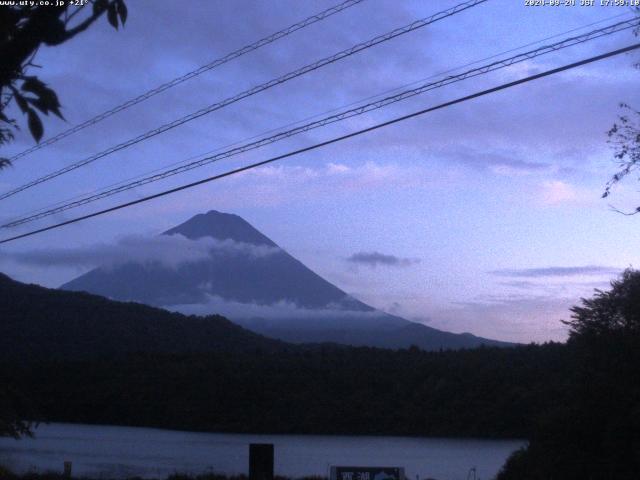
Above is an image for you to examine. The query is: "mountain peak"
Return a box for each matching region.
[60,210,512,351]
[164,210,277,247]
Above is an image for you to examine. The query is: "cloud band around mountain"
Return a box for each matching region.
[0,234,280,270]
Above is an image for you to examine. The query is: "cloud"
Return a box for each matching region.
[0,234,280,270]
[434,147,555,177]
[497,280,540,289]
[165,294,382,322]
[178,160,447,209]
[539,180,579,205]
[346,251,420,268]
[244,161,435,190]
[489,159,554,177]
[490,265,621,278]
[436,293,574,343]
[387,301,403,315]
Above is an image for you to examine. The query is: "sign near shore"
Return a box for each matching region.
[331,466,405,480]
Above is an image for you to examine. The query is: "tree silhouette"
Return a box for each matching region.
[563,268,640,338]
[0,0,127,438]
[499,269,640,479]
[602,10,640,211]
[0,385,34,439]
[0,0,127,169]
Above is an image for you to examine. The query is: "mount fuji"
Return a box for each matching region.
[61,210,511,350]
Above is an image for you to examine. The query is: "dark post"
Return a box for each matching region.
[249,443,274,480]
[63,461,72,478]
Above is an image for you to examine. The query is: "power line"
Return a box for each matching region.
[0,0,488,201]
[2,42,637,245]
[8,0,366,162]
[10,11,632,224]
[5,17,635,227]
[4,17,637,229]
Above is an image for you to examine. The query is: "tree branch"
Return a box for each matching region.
[608,204,640,216]
[54,2,114,44]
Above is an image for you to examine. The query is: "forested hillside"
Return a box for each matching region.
[4,270,640,479]
[3,343,567,438]
[0,273,282,361]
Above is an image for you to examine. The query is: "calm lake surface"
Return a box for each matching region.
[0,423,524,480]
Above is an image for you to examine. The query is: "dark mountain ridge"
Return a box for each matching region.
[61,210,513,350]
[0,272,282,361]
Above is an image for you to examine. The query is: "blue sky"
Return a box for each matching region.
[1,0,639,342]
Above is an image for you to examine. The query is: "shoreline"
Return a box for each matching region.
[17,421,527,443]
[0,468,324,480]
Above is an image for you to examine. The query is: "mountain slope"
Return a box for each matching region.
[0,272,282,361]
[61,210,512,350]
[240,318,505,351]
[63,211,373,312]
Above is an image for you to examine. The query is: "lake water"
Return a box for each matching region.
[0,423,524,480]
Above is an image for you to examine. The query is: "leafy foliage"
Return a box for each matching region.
[602,8,640,211]
[0,272,282,361]
[9,76,63,143]
[564,269,640,337]
[3,344,567,439]
[0,0,127,158]
[0,470,287,480]
[0,385,34,439]
[0,272,564,440]
[4,269,640,479]
[0,271,279,438]
[498,270,640,480]
[603,104,640,207]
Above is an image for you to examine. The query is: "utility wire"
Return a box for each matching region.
[10,11,632,223]
[8,0,366,162]
[1,42,638,245]
[0,0,488,201]
[3,17,637,229]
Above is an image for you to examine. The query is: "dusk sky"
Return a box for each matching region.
[1,0,639,343]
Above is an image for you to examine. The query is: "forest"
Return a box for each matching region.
[2,270,640,479]
[2,343,566,439]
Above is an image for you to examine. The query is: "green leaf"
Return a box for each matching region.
[20,77,64,120]
[27,109,43,143]
[50,104,65,120]
[39,89,62,117]
[116,0,127,25]
[41,18,67,45]
[26,96,49,115]
[107,2,118,29]
[92,0,109,16]
[21,76,47,96]
[13,92,29,114]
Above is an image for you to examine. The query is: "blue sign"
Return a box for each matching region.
[331,466,405,480]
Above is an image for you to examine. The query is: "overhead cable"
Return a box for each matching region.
[8,0,367,162]
[4,17,637,229]
[0,0,488,201]
[2,42,637,244]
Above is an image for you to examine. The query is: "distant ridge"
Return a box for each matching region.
[0,272,282,361]
[61,210,513,350]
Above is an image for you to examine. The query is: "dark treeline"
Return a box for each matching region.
[9,331,635,479]
[3,271,640,478]
[0,272,283,362]
[497,330,640,480]
[498,271,640,480]
[0,471,277,480]
[3,343,567,439]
